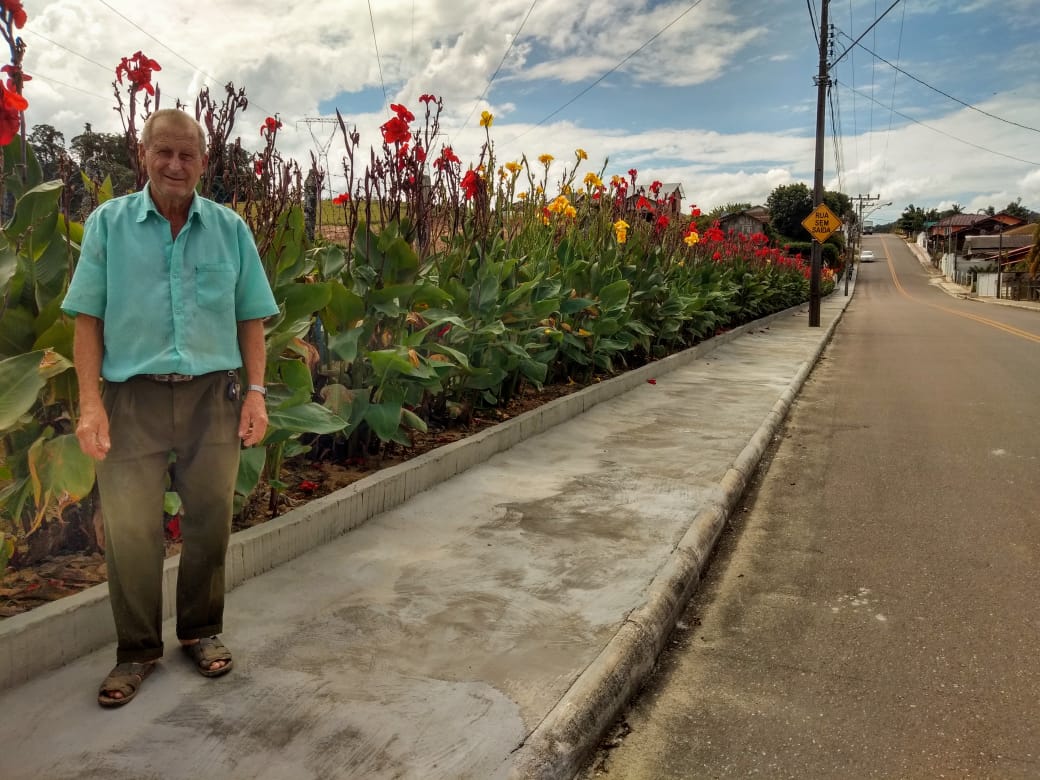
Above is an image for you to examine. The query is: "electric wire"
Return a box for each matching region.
[368,0,389,112]
[456,0,539,134]
[880,0,906,166]
[93,0,278,117]
[830,0,902,67]
[28,72,111,102]
[507,0,706,143]
[23,28,111,73]
[835,79,1040,166]
[807,0,819,48]
[839,32,1040,135]
[867,0,877,190]
[845,0,859,193]
[828,83,846,195]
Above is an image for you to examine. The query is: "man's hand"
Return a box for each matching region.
[76,404,112,461]
[238,391,268,447]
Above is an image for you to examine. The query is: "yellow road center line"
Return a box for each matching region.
[882,238,1040,345]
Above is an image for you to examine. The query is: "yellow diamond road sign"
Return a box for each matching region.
[801,203,843,243]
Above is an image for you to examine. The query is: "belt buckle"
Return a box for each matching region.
[149,373,194,383]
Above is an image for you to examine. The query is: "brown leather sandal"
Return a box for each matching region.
[98,661,154,707]
[181,636,234,677]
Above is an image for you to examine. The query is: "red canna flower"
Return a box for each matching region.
[254,159,264,177]
[298,480,319,494]
[260,116,282,137]
[332,192,350,205]
[1,63,29,92]
[650,180,662,195]
[690,205,701,217]
[166,514,182,542]
[414,144,427,163]
[0,82,27,146]
[636,196,654,212]
[390,103,415,122]
[461,169,480,200]
[627,168,637,179]
[115,51,161,95]
[434,145,460,170]
[655,215,670,231]
[381,116,411,145]
[647,378,657,385]
[419,93,437,104]
[1,0,27,29]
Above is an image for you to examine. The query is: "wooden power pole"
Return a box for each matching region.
[809,0,830,327]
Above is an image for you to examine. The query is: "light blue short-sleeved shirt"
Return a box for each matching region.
[62,186,280,382]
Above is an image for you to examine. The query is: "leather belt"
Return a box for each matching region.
[144,373,195,383]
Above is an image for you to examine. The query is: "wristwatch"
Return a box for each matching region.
[247,384,267,397]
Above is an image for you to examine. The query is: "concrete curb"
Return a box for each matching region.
[507,288,855,780]
[0,303,806,690]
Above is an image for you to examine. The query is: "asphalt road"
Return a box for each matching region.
[581,235,1040,779]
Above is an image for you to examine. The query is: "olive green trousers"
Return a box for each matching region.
[96,371,241,664]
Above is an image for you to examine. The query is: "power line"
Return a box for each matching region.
[93,0,277,117]
[507,0,706,143]
[880,0,907,167]
[23,29,112,73]
[838,31,1040,135]
[835,79,1040,167]
[29,72,111,102]
[807,0,819,48]
[830,0,902,67]
[367,0,389,112]
[456,0,539,134]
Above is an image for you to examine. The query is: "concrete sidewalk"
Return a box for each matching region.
[0,289,852,780]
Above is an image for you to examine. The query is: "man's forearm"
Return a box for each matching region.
[73,314,105,407]
[237,318,267,388]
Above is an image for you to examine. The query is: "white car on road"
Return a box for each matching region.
[859,250,875,262]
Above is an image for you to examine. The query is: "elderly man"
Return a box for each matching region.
[63,108,279,707]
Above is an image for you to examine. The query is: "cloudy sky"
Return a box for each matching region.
[18,0,1040,225]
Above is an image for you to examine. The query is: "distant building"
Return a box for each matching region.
[718,206,770,236]
[626,182,684,219]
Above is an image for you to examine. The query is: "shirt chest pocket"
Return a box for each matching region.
[195,264,236,311]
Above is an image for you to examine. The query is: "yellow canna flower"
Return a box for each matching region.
[505,160,522,175]
[684,231,700,246]
[518,191,528,200]
[564,205,577,219]
[543,328,552,335]
[547,195,570,214]
[538,154,554,166]
[576,148,588,161]
[614,219,630,244]
[577,328,592,337]
[561,184,572,195]
[480,111,494,128]
[536,185,544,195]
[583,172,603,189]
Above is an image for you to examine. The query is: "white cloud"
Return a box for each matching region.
[11,0,1040,221]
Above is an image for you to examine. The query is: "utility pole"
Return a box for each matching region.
[809,0,830,327]
[296,117,341,236]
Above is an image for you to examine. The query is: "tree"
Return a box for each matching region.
[69,123,136,197]
[1002,198,1033,220]
[766,183,812,240]
[26,123,69,181]
[898,204,927,235]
